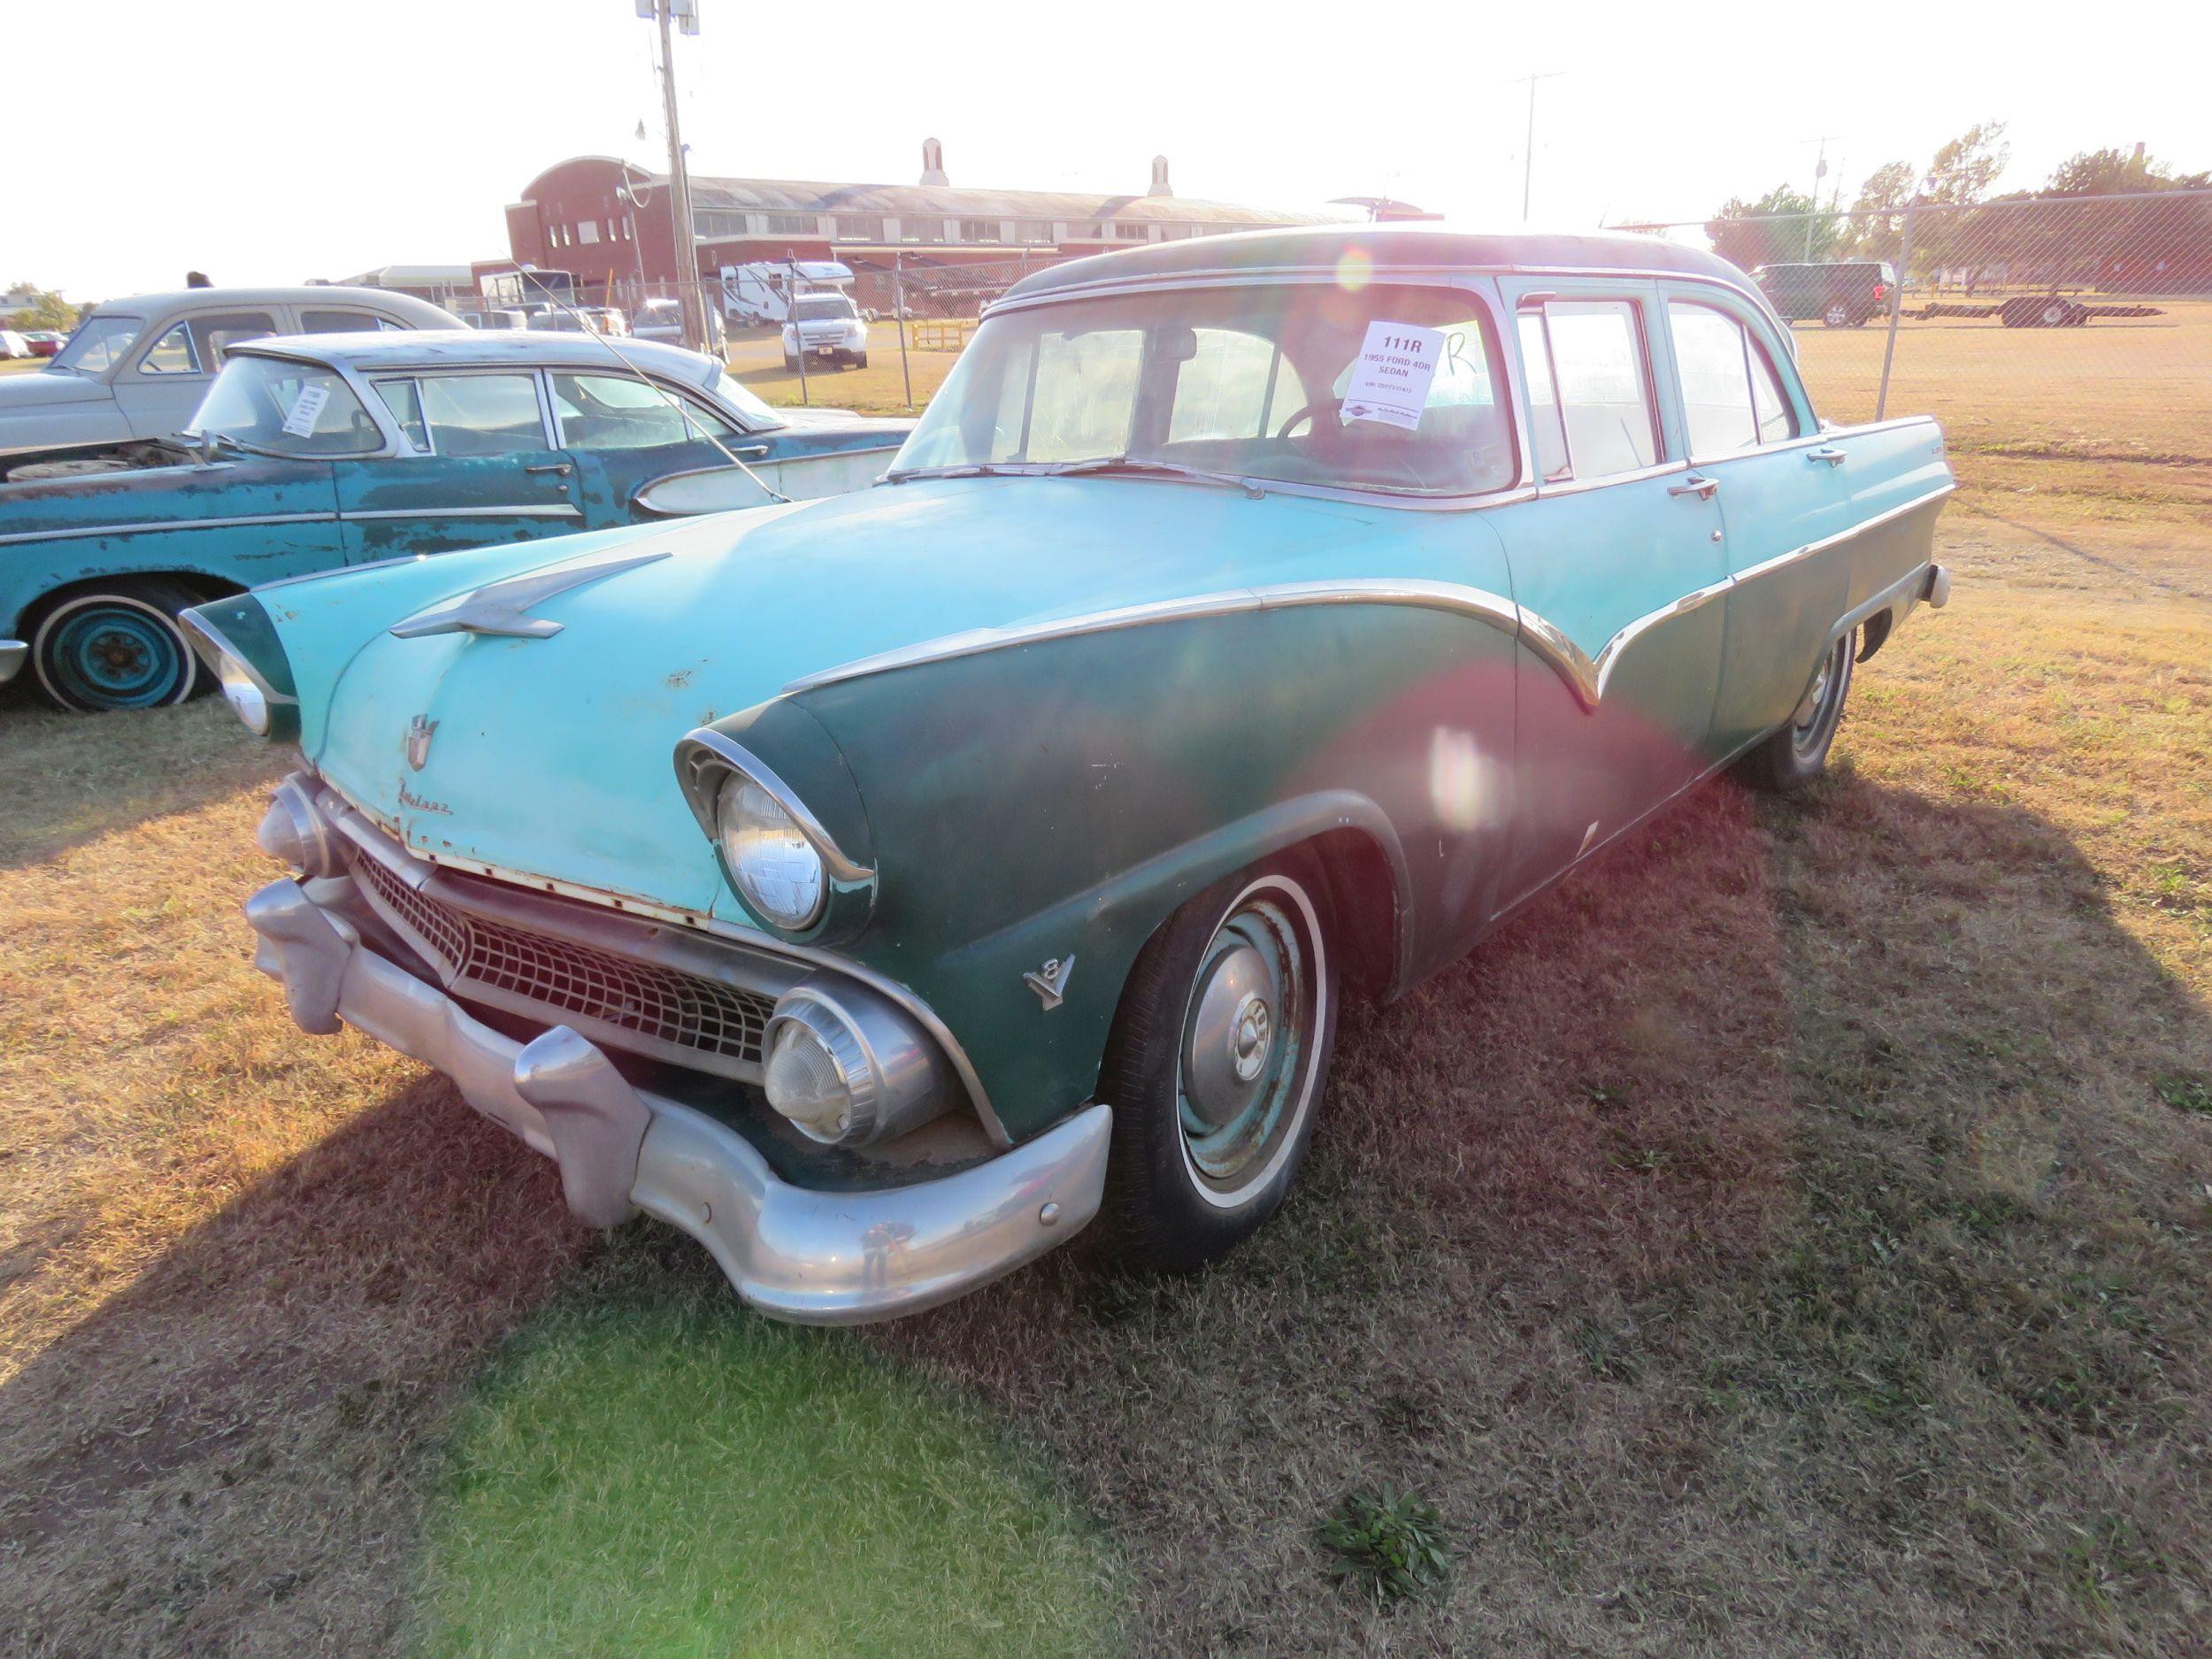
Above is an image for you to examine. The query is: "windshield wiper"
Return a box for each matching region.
[196,430,296,463]
[1042,456,1265,499]
[881,463,1025,485]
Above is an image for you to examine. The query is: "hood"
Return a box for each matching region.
[0,454,323,537]
[0,368,111,411]
[303,476,1402,915]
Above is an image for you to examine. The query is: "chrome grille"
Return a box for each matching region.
[350,849,773,1072]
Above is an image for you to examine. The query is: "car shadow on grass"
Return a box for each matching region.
[3,765,2208,1659]
[0,698,290,871]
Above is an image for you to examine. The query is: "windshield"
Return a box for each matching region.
[793,296,857,321]
[50,314,143,375]
[186,355,383,457]
[892,283,1517,498]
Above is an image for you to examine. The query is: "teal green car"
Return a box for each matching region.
[0,332,908,711]
[189,226,1954,1322]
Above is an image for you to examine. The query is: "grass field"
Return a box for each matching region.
[2,311,2208,1655]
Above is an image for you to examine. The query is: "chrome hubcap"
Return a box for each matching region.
[1177,890,1314,1200]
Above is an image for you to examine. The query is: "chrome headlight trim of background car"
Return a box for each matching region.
[780,483,1957,717]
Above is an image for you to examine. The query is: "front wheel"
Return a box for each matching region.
[28,580,203,712]
[1097,853,1340,1272]
[1736,628,1856,795]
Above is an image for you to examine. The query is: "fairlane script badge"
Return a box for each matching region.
[405,714,438,772]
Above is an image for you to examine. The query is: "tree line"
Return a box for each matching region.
[1702,126,2210,285]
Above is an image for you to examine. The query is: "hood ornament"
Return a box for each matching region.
[1024,956,1075,1011]
[405,714,438,771]
[388,549,672,641]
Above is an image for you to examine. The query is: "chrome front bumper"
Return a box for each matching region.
[0,640,25,685]
[244,876,1110,1324]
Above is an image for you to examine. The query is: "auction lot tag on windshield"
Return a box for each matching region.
[280,384,331,437]
[1341,321,1443,429]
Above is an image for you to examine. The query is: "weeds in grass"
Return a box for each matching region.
[2154,1071,2212,1115]
[1315,1486,1452,1603]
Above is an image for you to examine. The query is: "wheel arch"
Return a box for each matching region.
[15,567,248,640]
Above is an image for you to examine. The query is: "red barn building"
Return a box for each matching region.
[504,142,1346,315]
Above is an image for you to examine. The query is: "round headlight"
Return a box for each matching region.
[717,772,826,931]
[216,653,271,734]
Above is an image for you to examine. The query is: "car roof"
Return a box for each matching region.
[232,328,726,392]
[1002,221,1763,306]
[83,284,459,322]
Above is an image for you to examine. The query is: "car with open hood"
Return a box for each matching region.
[0,285,465,482]
[0,330,909,710]
[195,224,1955,1323]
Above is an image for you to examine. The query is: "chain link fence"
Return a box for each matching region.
[1617,190,2212,470]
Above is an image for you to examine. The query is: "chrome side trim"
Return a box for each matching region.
[0,640,24,685]
[783,579,1532,695]
[1730,483,1957,587]
[673,728,877,884]
[343,503,581,522]
[243,874,1108,1324]
[784,482,1955,716]
[0,510,338,548]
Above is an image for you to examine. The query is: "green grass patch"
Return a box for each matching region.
[414,1275,1120,1659]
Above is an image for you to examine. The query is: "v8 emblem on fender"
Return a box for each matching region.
[1025,956,1075,1010]
[405,714,438,772]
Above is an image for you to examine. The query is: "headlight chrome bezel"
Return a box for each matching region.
[178,600,299,743]
[675,728,876,941]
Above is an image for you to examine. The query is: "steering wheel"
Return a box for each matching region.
[1275,397,1344,440]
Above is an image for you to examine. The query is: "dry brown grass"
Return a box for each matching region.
[2,480,2208,1653]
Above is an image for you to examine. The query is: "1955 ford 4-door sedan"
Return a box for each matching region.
[188,226,1954,1322]
[0,331,907,710]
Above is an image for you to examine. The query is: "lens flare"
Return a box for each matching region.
[1334,247,1374,292]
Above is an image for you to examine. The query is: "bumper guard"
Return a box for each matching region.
[245,876,1110,1324]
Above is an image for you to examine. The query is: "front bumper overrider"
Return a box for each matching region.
[244,875,1110,1324]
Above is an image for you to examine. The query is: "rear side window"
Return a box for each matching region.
[1669,303,1798,454]
[413,373,549,456]
[550,373,735,449]
[302,309,403,334]
[139,311,277,374]
[1517,298,1659,481]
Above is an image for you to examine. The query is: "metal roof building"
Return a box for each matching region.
[503,143,1349,312]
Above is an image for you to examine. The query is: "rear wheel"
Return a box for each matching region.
[1097,853,1340,1272]
[1736,628,1856,795]
[1823,303,1851,328]
[28,580,203,713]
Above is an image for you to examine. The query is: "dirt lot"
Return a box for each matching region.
[1,313,2208,1655]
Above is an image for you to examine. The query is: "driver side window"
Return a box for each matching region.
[1166,328,1303,445]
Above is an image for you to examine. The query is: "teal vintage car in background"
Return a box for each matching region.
[0,332,909,710]
[190,224,1954,1322]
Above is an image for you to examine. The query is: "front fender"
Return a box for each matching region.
[730,598,1519,1141]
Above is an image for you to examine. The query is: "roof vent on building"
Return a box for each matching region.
[920,137,949,187]
[1148,155,1172,197]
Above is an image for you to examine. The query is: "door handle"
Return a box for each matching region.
[731,443,771,460]
[1668,474,1719,499]
[525,462,573,477]
[1807,447,1847,467]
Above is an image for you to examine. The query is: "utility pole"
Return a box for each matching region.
[638,0,706,350]
[1802,133,1842,259]
[1515,72,1563,223]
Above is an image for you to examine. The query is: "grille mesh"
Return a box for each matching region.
[352,849,772,1071]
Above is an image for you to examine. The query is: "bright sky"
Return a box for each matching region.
[7,0,2204,300]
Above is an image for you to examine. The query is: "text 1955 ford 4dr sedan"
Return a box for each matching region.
[0,331,907,710]
[187,226,1953,1323]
